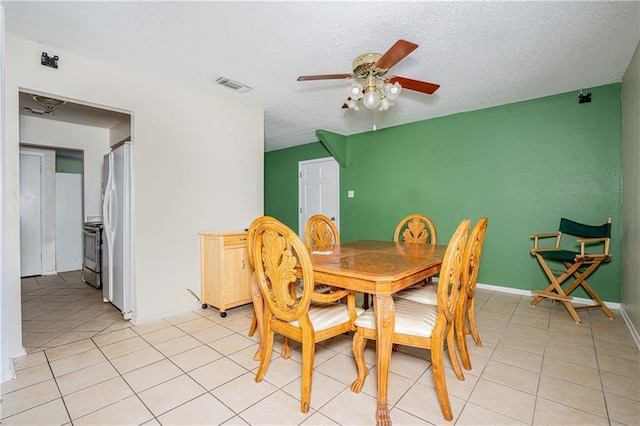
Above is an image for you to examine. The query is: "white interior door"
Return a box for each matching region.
[19,151,44,277]
[298,158,340,242]
[55,173,83,272]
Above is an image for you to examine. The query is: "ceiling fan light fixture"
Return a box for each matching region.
[298,40,439,113]
[32,94,66,111]
[345,79,402,111]
[22,106,53,116]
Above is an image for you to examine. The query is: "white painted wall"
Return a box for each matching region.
[2,34,264,371]
[622,40,640,342]
[0,5,11,383]
[109,119,131,146]
[20,116,111,219]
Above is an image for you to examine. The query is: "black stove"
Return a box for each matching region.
[83,221,103,288]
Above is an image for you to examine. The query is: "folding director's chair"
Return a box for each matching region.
[530,217,614,323]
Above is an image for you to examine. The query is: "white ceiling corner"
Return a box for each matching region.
[4,1,639,151]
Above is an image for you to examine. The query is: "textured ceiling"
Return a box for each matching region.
[4,1,640,151]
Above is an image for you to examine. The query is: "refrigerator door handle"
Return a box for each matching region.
[103,153,116,302]
[103,153,114,238]
[103,188,115,302]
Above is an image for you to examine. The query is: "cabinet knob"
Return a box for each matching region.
[242,260,245,269]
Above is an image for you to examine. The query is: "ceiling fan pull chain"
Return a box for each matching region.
[373,109,377,131]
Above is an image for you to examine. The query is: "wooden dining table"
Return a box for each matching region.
[250,240,447,426]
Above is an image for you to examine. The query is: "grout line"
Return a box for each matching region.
[13,274,639,425]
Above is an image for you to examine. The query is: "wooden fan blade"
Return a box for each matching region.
[390,76,440,94]
[297,74,353,81]
[375,40,418,70]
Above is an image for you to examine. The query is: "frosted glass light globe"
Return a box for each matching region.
[348,83,364,100]
[363,90,381,109]
[346,99,360,110]
[386,82,402,100]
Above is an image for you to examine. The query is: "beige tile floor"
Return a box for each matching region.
[2,271,639,425]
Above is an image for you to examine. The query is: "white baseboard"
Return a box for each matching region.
[475,282,621,310]
[475,282,532,297]
[130,302,202,326]
[4,346,27,383]
[2,356,17,383]
[619,306,640,350]
[9,346,27,358]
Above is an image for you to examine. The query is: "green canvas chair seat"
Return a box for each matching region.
[538,249,587,262]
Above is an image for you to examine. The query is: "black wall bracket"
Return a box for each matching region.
[578,91,592,104]
[41,52,59,69]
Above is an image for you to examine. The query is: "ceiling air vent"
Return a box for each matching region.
[215,77,252,93]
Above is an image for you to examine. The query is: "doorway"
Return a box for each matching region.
[298,157,340,242]
[17,90,132,351]
[19,150,45,277]
[19,146,85,277]
[18,90,131,279]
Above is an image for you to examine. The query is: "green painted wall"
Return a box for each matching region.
[265,142,331,230]
[56,156,83,174]
[265,84,622,302]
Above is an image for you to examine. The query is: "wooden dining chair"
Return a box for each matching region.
[251,219,361,413]
[304,214,340,294]
[454,217,488,369]
[351,219,470,421]
[246,216,282,359]
[394,213,438,286]
[247,215,330,359]
[363,213,438,309]
[305,214,340,251]
[395,218,488,370]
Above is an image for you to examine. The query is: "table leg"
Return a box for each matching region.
[250,272,265,361]
[374,294,395,426]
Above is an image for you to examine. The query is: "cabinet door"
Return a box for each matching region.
[200,235,223,308]
[224,246,252,304]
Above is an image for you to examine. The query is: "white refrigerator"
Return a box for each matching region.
[102,141,134,320]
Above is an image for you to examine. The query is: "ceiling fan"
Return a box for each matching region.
[297,39,440,111]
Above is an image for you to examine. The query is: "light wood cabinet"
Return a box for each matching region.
[199,231,253,317]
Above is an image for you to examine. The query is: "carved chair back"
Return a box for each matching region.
[393,214,438,245]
